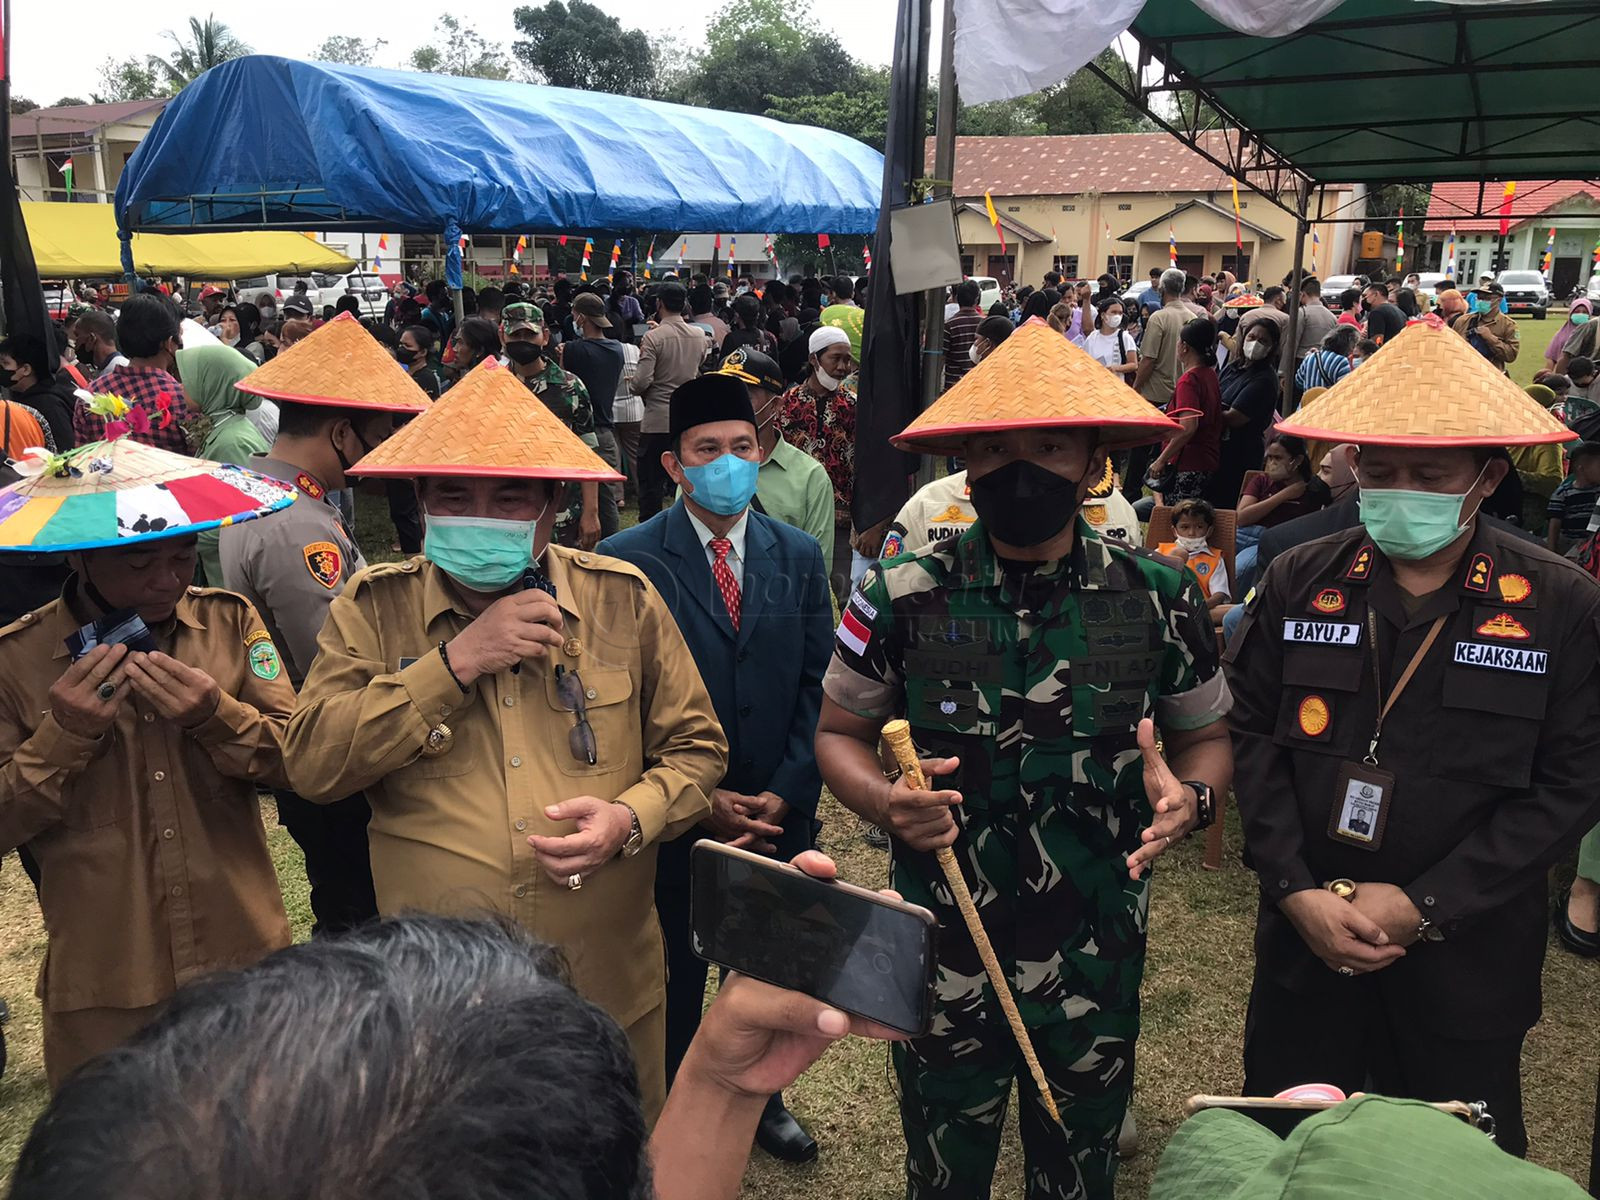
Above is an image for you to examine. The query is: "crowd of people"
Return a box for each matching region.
[0,253,1597,1200]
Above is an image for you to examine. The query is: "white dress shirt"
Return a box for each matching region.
[685,506,748,590]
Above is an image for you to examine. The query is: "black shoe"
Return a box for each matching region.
[1554,890,1600,958]
[755,1100,818,1164]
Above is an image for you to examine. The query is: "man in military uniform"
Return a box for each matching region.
[815,322,1235,1199]
[0,438,297,1088]
[221,316,432,934]
[1225,323,1600,1159]
[283,359,726,1121]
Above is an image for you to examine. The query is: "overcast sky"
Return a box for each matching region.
[12,0,922,103]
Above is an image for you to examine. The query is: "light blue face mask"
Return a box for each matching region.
[1572,312,1591,325]
[423,512,542,592]
[681,453,760,516]
[1357,464,1487,560]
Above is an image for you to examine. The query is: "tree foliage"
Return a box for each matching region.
[93,56,165,103]
[311,36,383,66]
[9,96,38,115]
[150,14,251,91]
[512,1,657,97]
[683,0,863,115]
[410,16,510,80]
[52,97,89,108]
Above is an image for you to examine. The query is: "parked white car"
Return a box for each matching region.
[970,275,1002,313]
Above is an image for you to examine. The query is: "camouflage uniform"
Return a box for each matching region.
[823,518,1230,1199]
[522,359,599,547]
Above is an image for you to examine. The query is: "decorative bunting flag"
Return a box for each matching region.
[510,234,527,276]
[61,157,73,197]
[459,233,470,254]
[1498,181,1517,238]
[677,239,687,269]
[817,233,831,250]
[558,235,568,247]
[1593,234,1600,268]
[609,239,622,271]
[1231,178,1244,253]
[1541,226,1555,277]
[863,245,872,272]
[764,234,776,264]
[728,235,736,278]
[1311,230,1320,275]
[1395,208,1404,271]
[581,236,593,282]
[1444,227,1457,279]
[374,233,388,272]
[983,191,1007,255]
[643,238,655,281]
[1169,225,1178,266]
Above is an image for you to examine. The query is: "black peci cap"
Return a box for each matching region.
[669,372,757,439]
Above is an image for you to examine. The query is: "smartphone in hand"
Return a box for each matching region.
[690,841,938,1036]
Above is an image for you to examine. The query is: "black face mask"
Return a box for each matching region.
[331,423,377,475]
[0,367,13,391]
[503,342,544,367]
[968,459,1085,549]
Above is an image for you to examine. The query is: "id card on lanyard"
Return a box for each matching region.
[1328,611,1447,851]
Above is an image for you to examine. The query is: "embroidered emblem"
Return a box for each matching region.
[1464,552,1493,593]
[1496,573,1532,604]
[1344,544,1374,581]
[1312,587,1346,615]
[1476,612,1531,640]
[303,541,342,589]
[293,471,325,501]
[1298,695,1331,737]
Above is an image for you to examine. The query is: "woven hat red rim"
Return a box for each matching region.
[232,380,429,412]
[891,414,1178,452]
[350,463,625,481]
[1273,418,1576,447]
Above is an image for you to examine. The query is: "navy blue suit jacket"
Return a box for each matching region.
[600,502,833,861]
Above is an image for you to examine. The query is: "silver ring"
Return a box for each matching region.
[567,873,583,891]
[1337,966,1355,977]
[1161,835,1172,850]
[97,681,117,701]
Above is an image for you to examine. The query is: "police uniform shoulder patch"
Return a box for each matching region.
[1496,573,1532,604]
[1311,587,1346,615]
[303,541,343,590]
[1298,694,1331,737]
[1343,543,1374,581]
[293,471,325,501]
[1464,551,1493,593]
[1476,612,1531,640]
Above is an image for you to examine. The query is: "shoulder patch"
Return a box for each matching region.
[185,585,250,606]
[553,545,649,583]
[303,541,343,589]
[247,636,283,680]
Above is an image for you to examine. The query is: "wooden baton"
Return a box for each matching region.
[880,718,1063,1127]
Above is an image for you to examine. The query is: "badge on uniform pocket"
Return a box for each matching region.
[1328,760,1394,851]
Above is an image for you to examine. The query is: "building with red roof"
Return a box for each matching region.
[1424,181,1600,296]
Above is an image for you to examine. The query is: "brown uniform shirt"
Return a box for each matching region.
[283,546,725,1027]
[1224,521,1600,1037]
[0,583,294,1013]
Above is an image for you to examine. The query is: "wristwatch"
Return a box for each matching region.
[1181,781,1216,830]
[619,805,644,859]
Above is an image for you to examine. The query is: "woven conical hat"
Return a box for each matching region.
[1276,322,1574,447]
[892,319,1179,454]
[0,438,294,552]
[350,359,622,481]
[235,312,430,412]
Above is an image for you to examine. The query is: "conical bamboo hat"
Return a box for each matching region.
[236,312,431,413]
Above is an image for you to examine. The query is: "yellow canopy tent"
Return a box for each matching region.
[24,202,357,278]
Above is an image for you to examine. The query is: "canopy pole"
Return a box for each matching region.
[1279,183,1311,413]
[918,0,958,488]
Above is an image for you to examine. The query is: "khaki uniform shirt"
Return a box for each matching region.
[219,458,366,687]
[283,546,726,1027]
[631,315,708,434]
[0,583,294,1013]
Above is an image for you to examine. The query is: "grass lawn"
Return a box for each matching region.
[3,346,1596,1192]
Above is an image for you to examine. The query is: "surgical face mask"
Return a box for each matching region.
[1174,534,1210,555]
[969,342,983,365]
[1470,297,1489,314]
[1104,313,1122,330]
[1357,464,1488,561]
[1350,356,1365,369]
[1243,338,1269,361]
[423,512,544,592]
[1572,312,1591,325]
[814,365,843,391]
[681,452,760,516]
[968,459,1084,548]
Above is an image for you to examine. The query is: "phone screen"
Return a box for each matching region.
[690,841,938,1036]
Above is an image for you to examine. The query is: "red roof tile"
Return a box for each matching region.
[927,132,1350,198]
[1424,180,1600,234]
[11,100,166,139]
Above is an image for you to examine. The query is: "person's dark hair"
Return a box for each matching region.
[688,284,714,316]
[987,301,1011,318]
[1043,271,1063,288]
[334,294,361,318]
[976,315,1014,346]
[1020,290,1055,322]
[74,308,116,350]
[656,282,687,315]
[276,399,375,439]
[732,293,762,330]
[1241,315,1280,360]
[425,279,448,304]
[1261,285,1286,306]
[477,287,505,316]
[456,316,502,362]
[1183,274,1201,294]
[1394,288,1420,318]
[0,332,52,380]
[1338,287,1361,312]
[366,320,399,349]
[1016,285,1034,304]
[1363,281,1388,301]
[322,305,337,321]
[1300,277,1322,298]
[1149,267,1162,280]
[397,299,425,326]
[1170,497,1216,530]
[1354,338,1379,358]
[828,275,853,302]
[400,325,435,356]
[115,293,180,359]
[553,277,574,301]
[1266,432,1313,481]
[8,915,651,1200]
[954,279,981,308]
[1179,317,1218,367]
[236,302,262,345]
[1568,355,1596,379]
[460,286,478,316]
[1543,373,1572,394]
[1323,324,1360,356]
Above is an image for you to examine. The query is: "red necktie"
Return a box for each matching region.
[710,537,741,631]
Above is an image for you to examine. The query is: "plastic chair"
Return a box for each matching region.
[1237,470,1266,505]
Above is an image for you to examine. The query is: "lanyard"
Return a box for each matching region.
[1365,610,1447,766]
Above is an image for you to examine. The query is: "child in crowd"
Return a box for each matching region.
[1567,356,1596,401]
[1159,498,1231,610]
[1351,338,1379,368]
[1548,441,1600,554]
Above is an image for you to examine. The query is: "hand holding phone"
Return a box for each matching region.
[691,841,938,1036]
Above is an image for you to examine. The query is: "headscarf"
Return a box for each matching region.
[1546,296,1592,364]
[176,344,268,466]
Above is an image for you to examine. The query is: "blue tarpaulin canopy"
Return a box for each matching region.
[114,56,885,284]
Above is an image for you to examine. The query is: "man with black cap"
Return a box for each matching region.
[718,346,836,572]
[599,371,833,1163]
